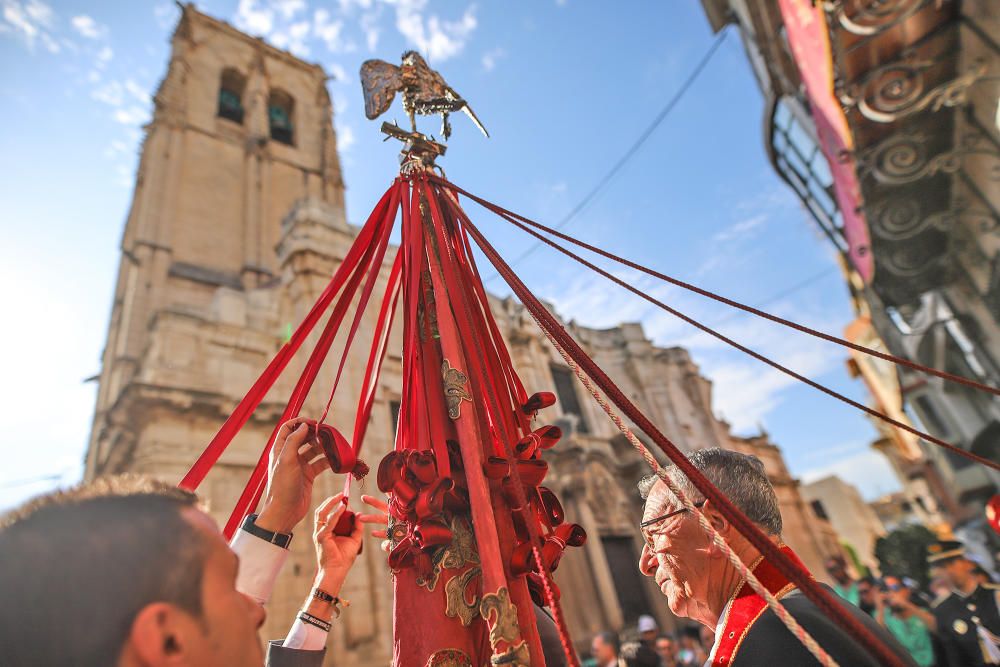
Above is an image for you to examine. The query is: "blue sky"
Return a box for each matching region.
[0,0,902,510]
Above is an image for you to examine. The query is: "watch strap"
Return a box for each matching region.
[241,513,293,549]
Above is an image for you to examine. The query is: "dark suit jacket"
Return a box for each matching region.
[731,586,917,666]
[932,583,1000,667]
[266,640,326,667]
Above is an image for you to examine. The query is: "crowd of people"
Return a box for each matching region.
[0,419,997,666]
[585,616,711,667]
[823,548,1000,667]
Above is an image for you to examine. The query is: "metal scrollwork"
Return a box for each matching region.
[882,244,945,278]
[442,360,472,419]
[824,0,931,37]
[444,566,481,626]
[870,199,957,240]
[858,131,1000,185]
[845,58,987,123]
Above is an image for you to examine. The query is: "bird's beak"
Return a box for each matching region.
[462,104,489,138]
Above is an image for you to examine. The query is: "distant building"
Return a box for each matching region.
[802,475,886,574]
[699,0,1000,549]
[871,490,948,535]
[85,4,848,661]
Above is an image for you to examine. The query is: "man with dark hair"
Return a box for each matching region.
[825,555,860,606]
[592,630,623,667]
[928,539,1000,666]
[636,447,915,666]
[0,417,381,666]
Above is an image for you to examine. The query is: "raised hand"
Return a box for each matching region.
[313,493,365,595]
[257,417,328,534]
[358,494,390,552]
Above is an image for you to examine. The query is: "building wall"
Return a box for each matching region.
[801,476,887,574]
[87,6,846,663]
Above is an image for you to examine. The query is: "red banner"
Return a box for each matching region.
[777,0,874,283]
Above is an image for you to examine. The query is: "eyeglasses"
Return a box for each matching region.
[640,500,705,549]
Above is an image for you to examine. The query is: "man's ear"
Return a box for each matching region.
[127,603,196,665]
[702,501,730,558]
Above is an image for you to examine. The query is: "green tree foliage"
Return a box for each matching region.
[874,524,938,589]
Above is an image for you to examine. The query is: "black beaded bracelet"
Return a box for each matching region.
[298,611,331,633]
[312,588,335,603]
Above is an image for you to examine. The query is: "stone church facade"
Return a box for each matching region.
[85,6,844,662]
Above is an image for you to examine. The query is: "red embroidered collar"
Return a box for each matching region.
[711,545,808,666]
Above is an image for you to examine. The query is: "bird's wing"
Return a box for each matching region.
[360,59,402,120]
[461,104,489,138]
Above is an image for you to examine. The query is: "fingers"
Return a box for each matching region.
[306,457,329,481]
[357,512,388,526]
[361,494,389,513]
[275,421,310,467]
[371,529,387,539]
[314,493,346,536]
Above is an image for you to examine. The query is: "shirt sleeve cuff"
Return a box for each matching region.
[282,619,329,650]
[230,528,290,605]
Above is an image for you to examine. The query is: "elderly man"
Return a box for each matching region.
[637,448,913,666]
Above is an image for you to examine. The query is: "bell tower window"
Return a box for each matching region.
[268,90,295,145]
[217,68,246,124]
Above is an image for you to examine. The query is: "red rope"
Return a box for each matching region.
[424,178,578,665]
[432,175,1000,399]
[432,177,1000,473]
[456,205,908,667]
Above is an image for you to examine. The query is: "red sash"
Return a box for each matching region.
[712,545,808,666]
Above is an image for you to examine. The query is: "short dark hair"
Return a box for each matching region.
[638,448,783,535]
[595,630,620,653]
[0,475,208,666]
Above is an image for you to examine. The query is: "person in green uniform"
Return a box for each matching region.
[826,555,860,606]
[874,576,936,667]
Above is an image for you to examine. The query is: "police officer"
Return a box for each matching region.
[929,539,1000,666]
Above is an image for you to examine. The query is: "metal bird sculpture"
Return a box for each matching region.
[360,50,489,140]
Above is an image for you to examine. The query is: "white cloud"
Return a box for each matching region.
[96,45,112,66]
[124,79,147,104]
[113,105,149,126]
[337,123,355,152]
[274,0,306,20]
[395,0,477,63]
[712,214,767,243]
[313,8,343,52]
[800,448,901,501]
[360,10,379,51]
[234,0,274,37]
[154,2,177,30]
[271,19,310,56]
[91,80,123,106]
[70,14,106,40]
[2,0,59,52]
[481,47,505,72]
[327,62,347,82]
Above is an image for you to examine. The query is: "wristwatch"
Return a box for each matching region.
[241,513,293,548]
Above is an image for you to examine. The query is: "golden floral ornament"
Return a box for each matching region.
[442,359,472,419]
[444,566,481,626]
[425,648,474,667]
[489,642,529,667]
[479,587,522,648]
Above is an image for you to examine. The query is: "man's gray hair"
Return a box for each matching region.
[637,448,782,535]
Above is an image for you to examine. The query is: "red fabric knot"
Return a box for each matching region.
[521,391,556,414]
[303,420,369,481]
